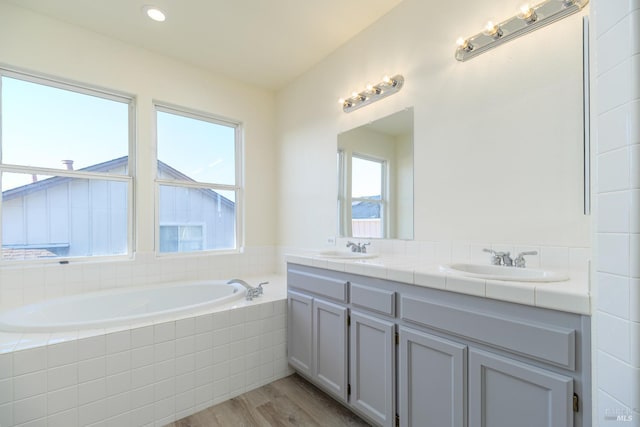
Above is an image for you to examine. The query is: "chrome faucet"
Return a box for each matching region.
[483,249,538,268]
[227,279,268,301]
[346,241,371,253]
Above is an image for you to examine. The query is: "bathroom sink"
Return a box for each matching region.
[440,263,569,282]
[317,250,378,260]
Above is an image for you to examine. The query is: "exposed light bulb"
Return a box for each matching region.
[483,21,503,38]
[382,75,391,84]
[456,37,473,51]
[366,84,373,92]
[143,5,166,22]
[518,4,537,22]
[351,91,359,98]
[338,98,345,105]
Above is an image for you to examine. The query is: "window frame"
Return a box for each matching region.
[0,66,136,264]
[339,151,388,238]
[153,102,244,256]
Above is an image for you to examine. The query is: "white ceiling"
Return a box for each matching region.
[6,0,403,90]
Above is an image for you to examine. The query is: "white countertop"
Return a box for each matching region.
[286,253,590,315]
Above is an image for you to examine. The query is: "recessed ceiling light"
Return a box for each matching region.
[142,5,166,22]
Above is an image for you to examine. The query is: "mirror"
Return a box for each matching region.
[337,108,414,239]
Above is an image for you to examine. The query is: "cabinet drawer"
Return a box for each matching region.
[288,267,347,302]
[350,283,395,317]
[401,295,576,370]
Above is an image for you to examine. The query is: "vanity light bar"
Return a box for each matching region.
[455,0,589,62]
[339,75,404,113]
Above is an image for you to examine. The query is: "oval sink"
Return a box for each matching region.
[317,250,378,260]
[440,263,569,282]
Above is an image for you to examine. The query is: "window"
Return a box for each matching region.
[155,104,241,254]
[0,69,133,261]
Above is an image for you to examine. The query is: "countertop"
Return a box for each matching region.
[286,253,590,315]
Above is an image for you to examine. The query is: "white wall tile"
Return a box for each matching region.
[175,336,195,358]
[599,147,630,192]
[598,312,631,362]
[597,350,640,409]
[47,408,78,427]
[598,233,630,275]
[47,386,77,415]
[594,0,636,38]
[78,378,105,406]
[47,364,78,392]
[0,353,13,379]
[78,357,105,383]
[194,314,213,334]
[597,15,632,76]
[598,192,631,233]
[631,279,640,323]
[597,273,631,319]
[630,233,640,278]
[0,379,11,406]
[598,104,631,154]
[131,326,154,348]
[106,351,131,376]
[630,320,640,367]
[47,342,77,369]
[78,399,106,426]
[13,348,46,376]
[631,144,640,188]
[13,394,47,424]
[0,403,14,427]
[131,346,153,370]
[131,366,154,390]
[154,341,175,363]
[105,391,130,418]
[106,331,130,355]
[598,60,631,114]
[175,318,195,338]
[154,322,175,344]
[78,336,105,361]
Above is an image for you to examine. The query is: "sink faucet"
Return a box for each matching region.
[483,249,538,268]
[227,279,268,301]
[346,241,370,253]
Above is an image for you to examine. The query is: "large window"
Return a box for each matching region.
[0,69,133,261]
[155,104,241,254]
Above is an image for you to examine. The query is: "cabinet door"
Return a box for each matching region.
[287,291,313,377]
[313,299,348,401]
[469,349,573,427]
[399,327,467,427]
[349,311,395,427]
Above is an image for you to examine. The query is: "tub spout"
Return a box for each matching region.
[227,279,267,301]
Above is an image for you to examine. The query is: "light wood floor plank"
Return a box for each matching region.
[167,374,371,427]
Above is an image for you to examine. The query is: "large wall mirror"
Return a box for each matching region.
[337,107,414,240]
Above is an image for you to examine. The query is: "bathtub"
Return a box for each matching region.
[0,280,246,333]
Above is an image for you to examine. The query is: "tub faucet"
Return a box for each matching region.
[227,279,268,301]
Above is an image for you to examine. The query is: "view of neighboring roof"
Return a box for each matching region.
[352,195,381,219]
[2,156,235,207]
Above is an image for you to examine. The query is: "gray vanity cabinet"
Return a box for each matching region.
[468,349,573,427]
[349,311,396,427]
[313,298,348,401]
[398,327,467,427]
[287,290,314,377]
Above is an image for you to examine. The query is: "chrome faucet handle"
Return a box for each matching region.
[483,248,502,265]
[361,242,371,253]
[514,251,538,268]
[346,241,357,252]
[257,281,268,295]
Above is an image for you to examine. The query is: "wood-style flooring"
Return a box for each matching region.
[168,374,371,427]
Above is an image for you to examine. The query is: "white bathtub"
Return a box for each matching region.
[0,280,246,333]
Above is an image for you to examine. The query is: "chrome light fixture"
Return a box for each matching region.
[339,75,404,113]
[455,0,589,62]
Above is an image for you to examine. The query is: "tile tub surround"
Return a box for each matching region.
[286,251,590,315]
[0,246,277,312]
[0,275,290,427]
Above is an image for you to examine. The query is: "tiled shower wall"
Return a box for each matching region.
[593,0,640,424]
[0,300,289,427]
[0,247,276,311]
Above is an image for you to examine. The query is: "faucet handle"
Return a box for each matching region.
[483,248,502,265]
[514,251,538,268]
[361,242,371,253]
[257,281,268,295]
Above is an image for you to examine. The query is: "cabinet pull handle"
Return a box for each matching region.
[573,393,579,412]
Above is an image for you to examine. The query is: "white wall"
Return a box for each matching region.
[592,0,640,424]
[276,0,591,249]
[0,2,278,309]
